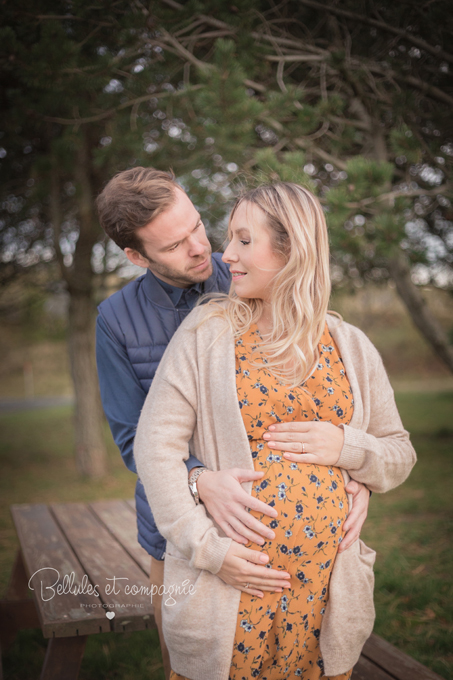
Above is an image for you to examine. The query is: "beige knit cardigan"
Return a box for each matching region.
[134,307,416,679]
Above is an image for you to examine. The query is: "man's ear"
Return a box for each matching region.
[124,247,149,269]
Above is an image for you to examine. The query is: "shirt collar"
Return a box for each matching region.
[150,270,204,307]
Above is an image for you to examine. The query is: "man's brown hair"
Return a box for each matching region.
[96,167,181,256]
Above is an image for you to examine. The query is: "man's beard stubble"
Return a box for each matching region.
[143,249,213,288]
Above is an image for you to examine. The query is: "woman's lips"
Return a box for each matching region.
[231,271,247,280]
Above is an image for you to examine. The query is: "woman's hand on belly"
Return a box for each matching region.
[263,420,344,466]
[216,542,291,599]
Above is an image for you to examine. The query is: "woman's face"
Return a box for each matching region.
[222,201,286,301]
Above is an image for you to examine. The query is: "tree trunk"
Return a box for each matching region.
[67,291,107,477]
[388,251,453,373]
[66,131,108,477]
[368,122,453,374]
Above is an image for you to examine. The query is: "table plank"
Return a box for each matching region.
[89,500,150,574]
[353,655,395,680]
[362,634,445,680]
[51,503,155,633]
[10,505,109,637]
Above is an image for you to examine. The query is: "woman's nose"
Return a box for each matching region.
[222,242,237,263]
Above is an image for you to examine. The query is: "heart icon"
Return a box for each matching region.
[106,611,115,620]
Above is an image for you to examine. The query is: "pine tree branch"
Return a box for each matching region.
[158,28,214,72]
[329,115,370,131]
[197,15,230,30]
[76,24,104,49]
[244,79,267,93]
[265,54,326,62]
[176,30,235,42]
[41,87,203,126]
[254,32,328,56]
[160,0,184,10]
[198,15,328,55]
[298,0,453,65]
[345,185,452,209]
[294,138,348,171]
[367,65,453,107]
[31,14,113,27]
[276,59,287,93]
[194,13,452,108]
[408,122,452,180]
[174,18,207,38]
[263,48,452,108]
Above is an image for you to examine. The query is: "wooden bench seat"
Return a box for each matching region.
[0,500,445,680]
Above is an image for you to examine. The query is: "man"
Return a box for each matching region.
[95,167,370,679]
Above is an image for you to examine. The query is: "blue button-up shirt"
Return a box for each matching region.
[96,271,206,475]
[156,274,203,310]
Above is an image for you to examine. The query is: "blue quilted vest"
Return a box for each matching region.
[97,253,230,559]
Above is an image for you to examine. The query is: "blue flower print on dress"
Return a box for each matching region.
[229,323,353,680]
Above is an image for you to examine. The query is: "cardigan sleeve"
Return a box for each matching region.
[134,323,232,575]
[336,341,417,493]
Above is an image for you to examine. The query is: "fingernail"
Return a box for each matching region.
[267,532,275,539]
[269,425,275,430]
[283,453,290,459]
[260,554,269,563]
[263,433,271,439]
[268,442,275,447]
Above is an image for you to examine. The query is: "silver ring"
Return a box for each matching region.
[302,442,306,453]
[244,583,250,589]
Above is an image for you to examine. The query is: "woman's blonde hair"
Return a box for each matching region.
[202,182,338,387]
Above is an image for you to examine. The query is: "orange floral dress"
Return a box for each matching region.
[170,322,354,680]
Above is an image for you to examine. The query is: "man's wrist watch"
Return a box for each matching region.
[188,467,208,505]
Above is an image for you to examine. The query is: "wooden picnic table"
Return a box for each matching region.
[0,500,445,680]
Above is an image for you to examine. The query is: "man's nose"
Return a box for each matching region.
[188,236,206,257]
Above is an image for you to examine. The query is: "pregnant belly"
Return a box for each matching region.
[247,443,349,567]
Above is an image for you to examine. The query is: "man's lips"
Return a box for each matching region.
[192,257,209,270]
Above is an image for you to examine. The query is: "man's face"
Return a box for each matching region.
[125,188,213,287]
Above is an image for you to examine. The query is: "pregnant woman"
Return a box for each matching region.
[135,182,416,680]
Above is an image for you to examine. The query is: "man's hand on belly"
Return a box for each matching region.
[262,420,344,465]
[197,468,279,546]
[338,479,370,552]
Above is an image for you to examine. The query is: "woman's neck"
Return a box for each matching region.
[256,304,273,337]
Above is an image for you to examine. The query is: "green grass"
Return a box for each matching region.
[3,628,164,680]
[361,391,453,679]
[1,395,452,679]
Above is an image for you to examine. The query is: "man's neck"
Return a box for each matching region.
[151,271,190,291]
